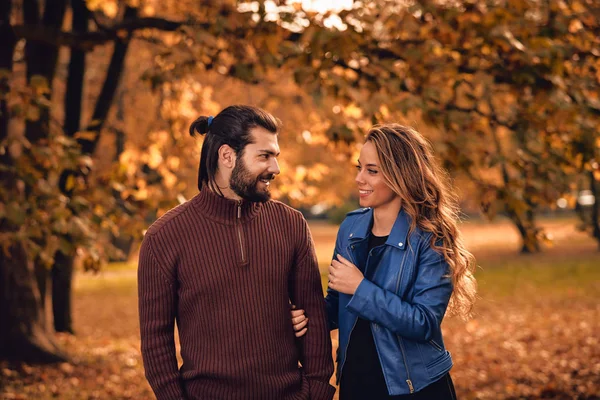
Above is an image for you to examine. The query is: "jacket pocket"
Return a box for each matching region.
[425,350,452,381]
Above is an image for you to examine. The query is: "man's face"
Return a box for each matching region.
[230,126,281,202]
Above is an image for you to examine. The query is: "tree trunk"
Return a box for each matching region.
[589,170,600,250]
[521,193,541,253]
[78,6,137,155]
[490,125,542,253]
[51,251,75,333]
[505,207,541,254]
[108,89,135,262]
[23,0,68,327]
[0,0,13,143]
[0,244,68,363]
[84,6,138,261]
[24,0,68,143]
[0,0,68,364]
[64,0,88,138]
[51,0,91,335]
[114,89,127,160]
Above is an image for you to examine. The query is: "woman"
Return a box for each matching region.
[292,124,476,399]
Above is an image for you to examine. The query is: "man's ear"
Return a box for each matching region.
[218,144,236,169]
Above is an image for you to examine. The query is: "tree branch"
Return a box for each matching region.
[12,17,194,50]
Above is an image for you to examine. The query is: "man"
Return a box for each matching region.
[138,105,335,400]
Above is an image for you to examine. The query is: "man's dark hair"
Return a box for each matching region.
[189,105,281,194]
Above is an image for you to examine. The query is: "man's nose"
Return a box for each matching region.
[270,158,280,175]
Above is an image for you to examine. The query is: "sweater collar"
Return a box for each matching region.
[192,186,263,224]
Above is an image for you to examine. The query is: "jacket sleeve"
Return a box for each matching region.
[346,234,453,341]
[138,234,186,400]
[290,217,336,400]
[325,224,346,331]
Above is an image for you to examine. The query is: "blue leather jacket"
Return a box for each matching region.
[325,207,453,396]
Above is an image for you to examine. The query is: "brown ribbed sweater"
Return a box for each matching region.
[138,187,335,400]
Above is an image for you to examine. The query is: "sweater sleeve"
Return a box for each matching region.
[138,233,186,400]
[290,217,336,400]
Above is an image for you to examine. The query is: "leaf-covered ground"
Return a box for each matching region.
[2,218,599,399]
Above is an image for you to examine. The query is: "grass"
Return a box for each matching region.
[476,257,600,299]
[1,218,599,399]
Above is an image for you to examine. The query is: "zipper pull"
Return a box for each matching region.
[237,201,241,219]
[407,380,414,393]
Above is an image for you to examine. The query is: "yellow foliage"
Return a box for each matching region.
[74,131,98,141]
[29,75,50,95]
[65,175,75,192]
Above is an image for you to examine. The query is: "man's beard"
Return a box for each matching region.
[230,158,274,203]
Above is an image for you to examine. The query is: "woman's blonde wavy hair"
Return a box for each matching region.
[366,124,477,317]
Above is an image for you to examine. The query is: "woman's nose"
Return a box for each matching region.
[355,170,364,185]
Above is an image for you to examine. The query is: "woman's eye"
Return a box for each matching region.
[368,169,377,174]
[355,165,361,171]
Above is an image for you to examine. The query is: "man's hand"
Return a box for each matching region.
[328,254,364,295]
[291,305,308,337]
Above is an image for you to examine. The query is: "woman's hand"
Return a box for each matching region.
[291,305,308,337]
[328,254,364,295]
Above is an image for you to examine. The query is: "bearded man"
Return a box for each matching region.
[138,105,334,400]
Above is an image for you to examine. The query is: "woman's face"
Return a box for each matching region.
[355,141,399,209]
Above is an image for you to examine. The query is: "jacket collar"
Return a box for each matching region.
[348,208,410,251]
[191,186,263,225]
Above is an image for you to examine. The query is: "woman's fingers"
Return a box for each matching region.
[292,313,306,325]
[293,316,308,331]
[336,254,356,268]
[291,306,307,332]
[336,254,350,264]
[295,327,307,337]
[291,306,308,335]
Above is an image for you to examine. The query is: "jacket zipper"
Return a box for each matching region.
[430,339,443,352]
[395,251,414,393]
[395,251,407,293]
[237,201,246,264]
[397,335,414,393]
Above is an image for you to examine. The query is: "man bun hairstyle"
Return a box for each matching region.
[189,105,281,195]
[189,116,211,136]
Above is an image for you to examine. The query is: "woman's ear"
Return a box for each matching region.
[218,144,236,169]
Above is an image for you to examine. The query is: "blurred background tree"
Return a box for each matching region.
[287,0,600,252]
[1,0,598,364]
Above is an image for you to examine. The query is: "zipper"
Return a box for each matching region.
[397,335,414,393]
[395,251,407,294]
[429,339,443,352]
[237,201,246,264]
[394,251,413,393]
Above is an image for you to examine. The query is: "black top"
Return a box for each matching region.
[339,233,390,399]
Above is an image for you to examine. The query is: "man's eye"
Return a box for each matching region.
[260,154,269,159]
